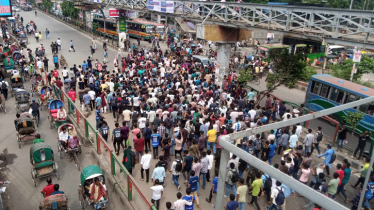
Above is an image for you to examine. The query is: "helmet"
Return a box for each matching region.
[32,99,35,102]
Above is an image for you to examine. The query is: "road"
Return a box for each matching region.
[1,10,125,210]
[7,10,372,210]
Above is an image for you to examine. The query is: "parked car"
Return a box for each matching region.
[12,6,20,12]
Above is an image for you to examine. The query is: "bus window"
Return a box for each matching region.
[344,93,358,105]
[312,81,321,95]
[319,84,331,98]
[367,102,374,115]
[329,87,340,102]
[359,102,369,113]
[146,26,154,33]
[336,91,345,104]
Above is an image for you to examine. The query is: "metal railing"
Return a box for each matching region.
[51,85,155,210]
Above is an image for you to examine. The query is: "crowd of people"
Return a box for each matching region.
[38,26,374,210]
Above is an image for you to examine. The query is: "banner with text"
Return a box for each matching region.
[119,17,126,32]
[148,0,174,13]
[0,0,12,17]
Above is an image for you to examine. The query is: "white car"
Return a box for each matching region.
[12,6,20,12]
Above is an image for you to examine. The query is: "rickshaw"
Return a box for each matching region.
[15,89,31,113]
[78,165,108,209]
[31,73,44,96]
[3,57,15,70]
[39,194,70,210]
[19,111,38,127]
[48,99,66,129]
[12,51,21,65]
[30,142,59,186]
[57,124,81,170]
[0,93,6,113]
[18,33,27,47]
[10,75,24,96]
[16,118,38,148]
[40,86,52,110]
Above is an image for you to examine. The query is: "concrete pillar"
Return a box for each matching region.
[216,42,231,91]
[214,148,230,210]
[157,15,161,23]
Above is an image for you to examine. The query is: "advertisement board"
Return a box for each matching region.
[148,0,174,13]
[119,17,126,32]
[119,32,126,48]
[109,9,137,18]
[0,0,12,17]
[36,0,42,3]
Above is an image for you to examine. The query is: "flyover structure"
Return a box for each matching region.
[77,0,374,49]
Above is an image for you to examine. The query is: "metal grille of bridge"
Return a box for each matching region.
[88,0,374,48]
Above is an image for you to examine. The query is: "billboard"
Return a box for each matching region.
[119,17,126,32]
[0,0,12,17]
[148,0,174,13]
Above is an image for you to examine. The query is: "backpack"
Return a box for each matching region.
[231,170,239,183]
[329,151,336,164]
[111,99,117,108]
[1,82,6,90]
[365,183,374,199]
[164,117,172,129]
[316,131,323,142]
[175,160,182,172]
[264,175,272,190]
[275,188,285,205]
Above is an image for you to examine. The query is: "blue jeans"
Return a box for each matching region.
[225,184,237,197]
[268,204,279,210]
[269,155,274,165]
[171,139,176,155]
[364,199,370,209]
[46,34,49,39]
[336,182,347,200]
[239,169,244,178]
[239,202,245,210]
[207,142,216,154]
[197,181,200,194]
[194,134,199,144]
[172,175,179,187]
[201,173,207,189]
[96,118,100,129]
[305,146,310,154]
[337,139,344,149]
[166,128,172,138]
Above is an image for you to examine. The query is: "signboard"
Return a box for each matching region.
[36,0,42,3]
[119,17,126,32]
[148,0,174,13]
[109,9,137,18]
[0,0,12,17]
[119,32,126,48]
[258,46,268,51]
[353,51,362,62]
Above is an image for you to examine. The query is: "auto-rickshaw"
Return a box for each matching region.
[15,89,31,113]
[48,99,65,129]
[10,75,24,96]
[16,117,38,148]
[18,33,28,47]
[30,143,59,186]
[3,57,15,70]
[57,123,81,170]
[39,194,70,210]
[78,165,108,209]
[12,51,22,65]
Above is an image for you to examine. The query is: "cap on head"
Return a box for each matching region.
[32,99,35,102]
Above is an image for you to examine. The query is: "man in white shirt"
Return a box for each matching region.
[207,150,214,182]
[138,115,147,129]
[269,181,284,210]
[107,79,114,93]
[173,192,193,210]
[37,59,43,70]
[59,127,69,151]
[148,109,156,125]
[88,89,96,110]
[57,38,62,50]
[150,180,164,210]
[140,149,152,182]
[62,67,69,80]
[230,108,239,123]
[122,108,131,127]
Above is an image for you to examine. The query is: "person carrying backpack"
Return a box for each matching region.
[317,143,335,177]
[268,181,285,210]
[226,162,239,197]
[171,153,183,191]
[312,126,323,155]
[1,79,8,100]
[262,173,273,204]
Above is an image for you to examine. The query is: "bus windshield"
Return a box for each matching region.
[146,25,155,33]
[156,26,164,33]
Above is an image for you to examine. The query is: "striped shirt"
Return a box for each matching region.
[157,125,166,137]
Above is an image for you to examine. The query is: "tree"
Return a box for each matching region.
[331,55,374,82]
[60,1,79,19]
[265,51,307,94]
[41,0,53,11]
[238,68,252,84]
[343,111,365,136]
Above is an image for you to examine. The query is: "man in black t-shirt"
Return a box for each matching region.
[112,122,123,155]
[157,156,168,171]
[353,131,371,160]
[338,125,347,151]
[182,150,193,184]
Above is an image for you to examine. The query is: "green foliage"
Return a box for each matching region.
[41,0,53,11]
[343,111,365,135]
[266,52,307,92]
[331,55,374,82]
[61,1,79,18]
[92,22,100,31]
[300,66,317,82]
[29,0,36,6]
[238,69,253,84]
[356,80,374,88]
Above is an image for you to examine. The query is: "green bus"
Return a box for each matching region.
[257,43,326,61]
